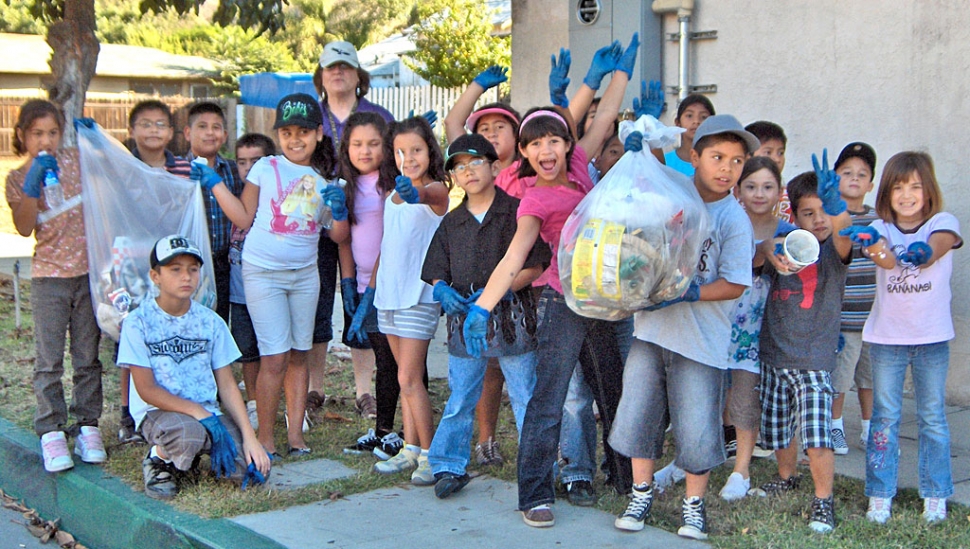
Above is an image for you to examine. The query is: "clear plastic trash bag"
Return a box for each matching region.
[77,123,216,340]
[559,115,710,320]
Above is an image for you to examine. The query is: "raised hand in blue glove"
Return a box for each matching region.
[22,153,58,199]
[340,277,359,316]
[548,48,571,108]
[899,241,933,266]
[615,33,641,79]
[643,281,700,311]
[200,414,238,479]
[74,117,97,130]
[632,80,665,119]
[241,461,266,491]
[191,162,224,191]
[321,184,348,221]
[838,225,881,246]
[348,287,375,343]
[473,65,509,91]
[433,281,470,316]
[420,110,438,129]
[463,304,490,358]
[395,175,420,204]
[624,131,643,153]
[811,149,846,216]
[583,41,622,90]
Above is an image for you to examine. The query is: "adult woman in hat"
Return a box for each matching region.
[314,41,394,149]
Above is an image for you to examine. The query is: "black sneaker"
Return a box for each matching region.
[119,414,145,444]
[758,474,801,496]
[373,431,404,460]
[434,472,471,499]
[614,482,653,531]
[723,425,737,458]
[831,428,849,455]
[343,428,381,455]
[565,479,596,507]
[142,453,179,500]
[677,496,708,540]
[809,496,836,533]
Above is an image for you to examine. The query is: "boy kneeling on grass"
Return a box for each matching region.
[118,235,271,499]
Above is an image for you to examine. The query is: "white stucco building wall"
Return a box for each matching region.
[513,0,970,404]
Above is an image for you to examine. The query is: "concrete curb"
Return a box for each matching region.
[0,417,285,549]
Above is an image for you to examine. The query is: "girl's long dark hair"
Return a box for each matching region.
[516,106,576,179]
[308,135,337,179]
[14,100,64,156]
[379,117,449,188]
[338,112,393,225]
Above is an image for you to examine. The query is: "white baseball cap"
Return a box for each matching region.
[151,235,203,268]
[319,41,360,69]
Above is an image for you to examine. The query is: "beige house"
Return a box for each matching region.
[0,32,218,99]
[512,0,970,405]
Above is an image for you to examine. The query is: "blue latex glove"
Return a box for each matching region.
[409,109,438,129]
[190,162,224,191]
[632,80,665,119]
[811,149,846,216]
[774,242,784,257]
[348,287,375,343]
[464,288,484,304]
[643,281,700,311]
[473,65,508,90]
[838,225,881,246]
[433,281,470,316]
[583,41,622,90]
[200,414,238,479]
[22,154,58,199]
[241,461,266,491]
[463,304,490,358]
[395,175,420,204]
[321,184,348,221]
[74,117,97,130]
[624,131,643,153]
[615,33,641,79]
[340,277,359,316]
[899,241,933,266]
[548,48,571,108]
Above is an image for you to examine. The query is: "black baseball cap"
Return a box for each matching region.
[273,93,323,130]
[445,133,499,171]
[835,142,877,175]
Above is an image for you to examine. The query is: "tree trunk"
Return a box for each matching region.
[46,0,99,147]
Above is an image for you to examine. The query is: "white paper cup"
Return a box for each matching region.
[783,229,820,268]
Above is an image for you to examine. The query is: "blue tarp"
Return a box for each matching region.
[239,73,318,109]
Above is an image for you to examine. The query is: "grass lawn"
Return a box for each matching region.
[1,277,968,548]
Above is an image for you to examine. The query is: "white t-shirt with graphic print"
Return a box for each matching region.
[243,155,331,270]
[863,212,962,345]
[118,297,241,428]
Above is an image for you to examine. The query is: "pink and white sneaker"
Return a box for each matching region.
[74,426,107,464]
[41,431,75,472]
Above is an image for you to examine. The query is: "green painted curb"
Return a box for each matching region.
[0,417,285,549]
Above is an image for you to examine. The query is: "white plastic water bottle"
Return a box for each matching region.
[38,151,63,208]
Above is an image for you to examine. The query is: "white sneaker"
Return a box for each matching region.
[74,426,107,463]
[866,497,892,524]
[653,461,686,494]
[373,448,418,474]
[411,455,434,486]
[41,431,74,473]
[923,497,947,523]
[719,472,750,501]
[246,400,259,430]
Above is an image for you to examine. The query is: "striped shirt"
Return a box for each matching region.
[840,206,879,331]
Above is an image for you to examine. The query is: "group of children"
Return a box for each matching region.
[5,33,960,541]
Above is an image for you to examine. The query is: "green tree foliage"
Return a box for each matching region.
[0,0,47,34]
[404,0,510,89]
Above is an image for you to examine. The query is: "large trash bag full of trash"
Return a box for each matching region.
[77,123,216,340]
[559,115,710,320]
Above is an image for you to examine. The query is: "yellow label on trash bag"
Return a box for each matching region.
[572,218,625,300]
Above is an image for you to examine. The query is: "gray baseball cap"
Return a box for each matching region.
[692,114,761,154]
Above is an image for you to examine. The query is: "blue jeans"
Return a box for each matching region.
[517,289,630,511]
[866,342,953,499]
[559,316,634,483]
[429,352,536,476]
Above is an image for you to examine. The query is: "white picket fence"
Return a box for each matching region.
[243,85,501,143]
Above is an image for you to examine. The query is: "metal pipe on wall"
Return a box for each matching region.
[652,0,694,100]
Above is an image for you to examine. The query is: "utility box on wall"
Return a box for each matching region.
[568,0,663,111]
